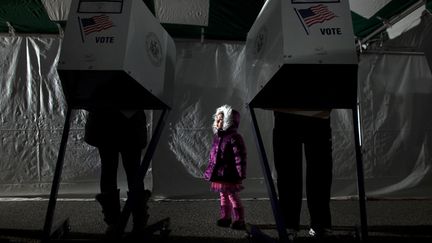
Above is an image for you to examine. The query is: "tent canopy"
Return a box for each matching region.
[1,0,431,42]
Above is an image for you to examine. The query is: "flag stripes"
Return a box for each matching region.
[81,15,114,35]
[298,4,337,27]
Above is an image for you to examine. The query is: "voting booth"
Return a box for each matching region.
[246,0,357,109]
[43,0,175,240]
[245,0,367,242]
[58,0,175,110]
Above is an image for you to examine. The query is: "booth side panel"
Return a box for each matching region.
[124,0,167,99]
[246,0,284,105]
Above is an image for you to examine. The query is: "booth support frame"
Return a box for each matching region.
[247,104,368,242]
[41,106,170,242]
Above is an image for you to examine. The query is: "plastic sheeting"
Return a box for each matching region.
[349,0,393,18]
[357,14,432,197]
[0,36,152,197]
[41,0,72,21]
[145,17,432,199]
[1,16,432,199]
[154,0,209,26]
[151,42,273,199]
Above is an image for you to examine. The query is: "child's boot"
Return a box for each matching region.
[231,207,245,230]
[216,205,232,227]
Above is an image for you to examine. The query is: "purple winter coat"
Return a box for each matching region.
[204,105,247,183]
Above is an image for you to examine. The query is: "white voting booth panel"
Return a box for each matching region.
[246,0,358,109]
[58,0,175,110]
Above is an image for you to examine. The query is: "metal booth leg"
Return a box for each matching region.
[116,108,170,236]
[42,107,73,242]
[352,106,369,241]
[41,108,170,242]
[248,106,289,243]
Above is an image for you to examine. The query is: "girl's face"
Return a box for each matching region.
[216,113,224,130]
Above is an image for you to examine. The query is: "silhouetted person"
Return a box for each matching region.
[273,110,333,239]
[84,109,149,237]
[204,105,247,230]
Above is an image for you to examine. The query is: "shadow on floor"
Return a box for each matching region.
[1,225,432,243]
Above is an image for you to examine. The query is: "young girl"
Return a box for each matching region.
[204,105,247,230]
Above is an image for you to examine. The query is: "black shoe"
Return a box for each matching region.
[217,218,232,227]
[230,220,245,230]
[309,228,332,238]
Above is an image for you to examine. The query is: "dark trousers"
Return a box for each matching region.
[273,112,333,230]
[98,147,144,193]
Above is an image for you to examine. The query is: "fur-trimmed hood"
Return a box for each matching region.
[212,105,240,134]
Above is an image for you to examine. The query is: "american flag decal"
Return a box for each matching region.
[296,4,337,28]
[80,15,114,36]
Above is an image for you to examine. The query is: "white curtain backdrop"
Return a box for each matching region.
[0,15,432,199]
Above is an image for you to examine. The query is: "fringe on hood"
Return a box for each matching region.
[212,105,240,134]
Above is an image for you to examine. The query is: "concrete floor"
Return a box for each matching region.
[0,198,431,242]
